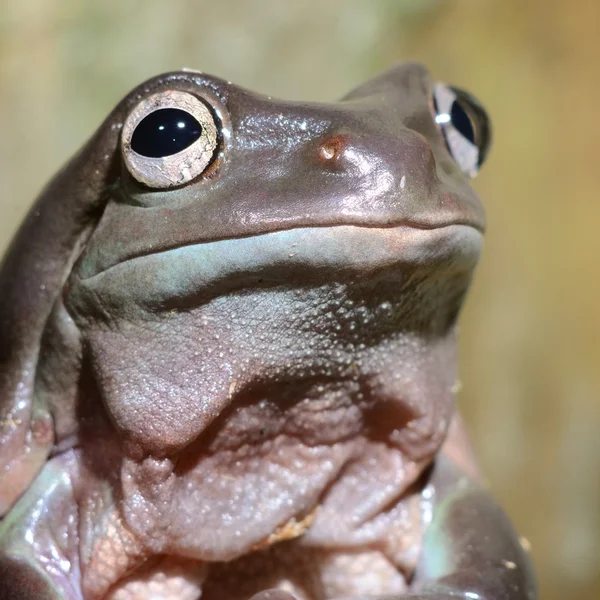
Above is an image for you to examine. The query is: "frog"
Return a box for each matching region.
[0,62,536,600]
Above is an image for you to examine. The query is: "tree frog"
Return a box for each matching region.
[0,63,536,600]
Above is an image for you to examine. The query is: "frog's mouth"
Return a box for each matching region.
[75,202,485,280]
[70,223,483,312]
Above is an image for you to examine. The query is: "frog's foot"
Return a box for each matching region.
[0,452,82,600]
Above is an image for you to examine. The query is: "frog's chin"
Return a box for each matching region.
[70,223,482,313]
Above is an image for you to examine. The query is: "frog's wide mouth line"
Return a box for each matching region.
[73,224,482,306]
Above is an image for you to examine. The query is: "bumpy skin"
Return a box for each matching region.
[0,63,536,599]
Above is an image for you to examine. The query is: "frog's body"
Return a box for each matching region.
[0,63,535,600]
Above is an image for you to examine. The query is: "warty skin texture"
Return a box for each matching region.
[0,63,536,599]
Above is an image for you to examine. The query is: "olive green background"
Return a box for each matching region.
[1,1,598,599]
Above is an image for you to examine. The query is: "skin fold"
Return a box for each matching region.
[0,63,536,599]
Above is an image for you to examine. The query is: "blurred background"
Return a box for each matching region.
[1,1,598,598]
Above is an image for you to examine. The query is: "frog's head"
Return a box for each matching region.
[74,63,488,280]
[0,63,491,516]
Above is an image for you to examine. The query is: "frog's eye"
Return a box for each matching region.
[432,83,491,178]
[121,90,219,189]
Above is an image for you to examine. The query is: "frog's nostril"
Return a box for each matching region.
[320,144,336,161]
[317,134,348,163]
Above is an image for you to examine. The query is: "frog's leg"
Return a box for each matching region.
[0,451,83,600]
[406,451,537,600]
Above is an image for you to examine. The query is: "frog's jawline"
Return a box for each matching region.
[75,223,482,305]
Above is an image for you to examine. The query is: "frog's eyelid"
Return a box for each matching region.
[432,83,492,178]
[121,90,220,189]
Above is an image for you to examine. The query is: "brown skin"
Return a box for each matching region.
[0,63,536,599]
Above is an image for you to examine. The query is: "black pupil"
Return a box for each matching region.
[130,108,203,158]
[450,100,475,145]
